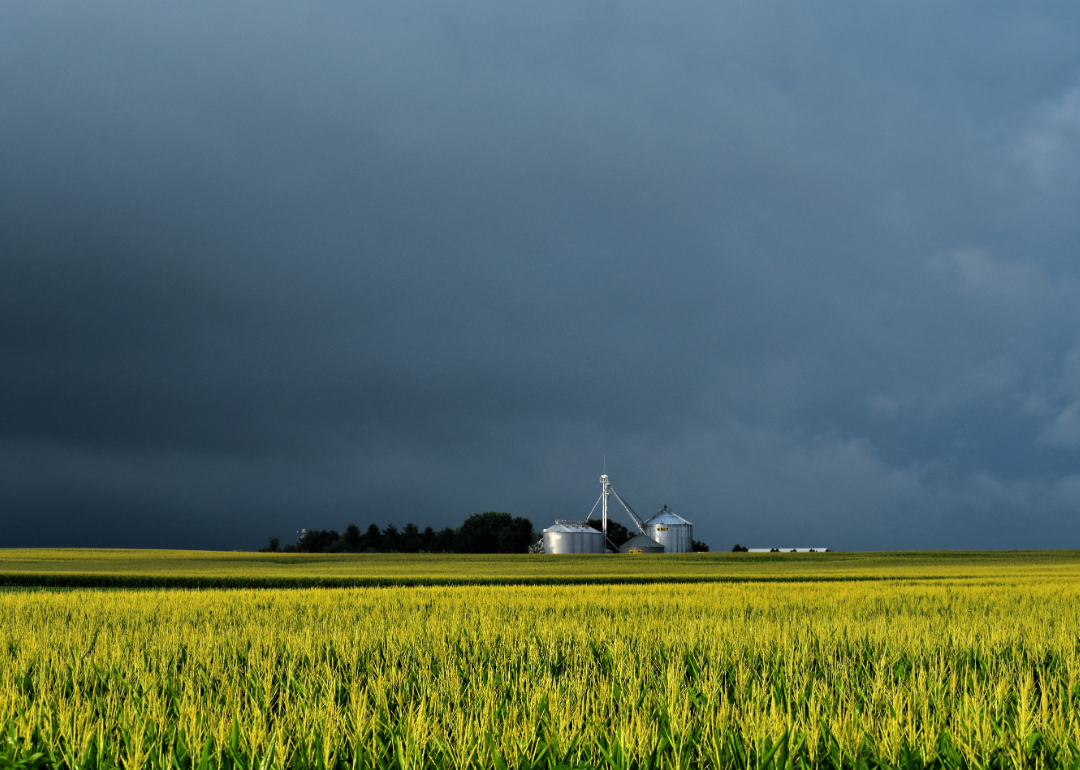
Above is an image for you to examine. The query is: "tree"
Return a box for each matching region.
[692,540,709,552]
[382,523,402,552]
[361,523,382,552]
[420,526,436,552]
[259,536,280,553]
[401,523,422,553]
[496,517,534,554]
[731,543,748,552]
[343,524,362,552]
[296,529,339,553]
[455,512,535,554]
[434,527,455,552]
[454,512,506,553]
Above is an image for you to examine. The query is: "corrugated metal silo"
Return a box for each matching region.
[642,507,693,553]
[542,521,605,554]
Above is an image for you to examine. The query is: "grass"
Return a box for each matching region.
[1,548,1080,588]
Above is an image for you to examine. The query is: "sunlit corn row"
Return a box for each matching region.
[1,581,1079,769]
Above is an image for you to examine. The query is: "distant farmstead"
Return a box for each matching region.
[747,547,829,553]
[541,475,694,554]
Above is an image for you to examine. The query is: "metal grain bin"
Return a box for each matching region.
[618,533,664,554]
[541,521,605,554]
[642,507,693,553]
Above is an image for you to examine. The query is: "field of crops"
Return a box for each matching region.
[4,570,1080,769]
[4,548,1080,587]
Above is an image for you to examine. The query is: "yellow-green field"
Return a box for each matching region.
[3,548,1080,586]
[3,552,1080,769]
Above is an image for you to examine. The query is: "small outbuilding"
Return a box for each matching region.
[619,533,664,554]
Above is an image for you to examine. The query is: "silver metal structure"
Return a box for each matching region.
[619,532,664,553]
[541,520,605,554]
[601,474,608,543]
[606,483,647,533]
[544,473,681,554]
[594,474,652,551]
[643,506,694,553]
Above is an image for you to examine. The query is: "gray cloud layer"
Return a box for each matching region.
[3,1,1080,550]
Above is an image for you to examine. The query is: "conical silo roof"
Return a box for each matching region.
[643,507,692,526]
[619,533,665,553]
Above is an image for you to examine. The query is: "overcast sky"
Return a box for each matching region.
[3,1,1080,551]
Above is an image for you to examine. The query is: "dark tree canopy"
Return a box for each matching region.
[455,512,534,554]
[401,523,422,553]
[296,528,338,553]
[421,526,436,551]
[269,512,536,554]
[362,524,381,551]
[434,527,455,552]
[381,524,401,552]
[588,519,631,547]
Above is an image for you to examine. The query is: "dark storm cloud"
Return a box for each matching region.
[4,1,1080,550]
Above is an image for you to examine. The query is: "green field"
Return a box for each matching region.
[2,548,1080,587]
[3,550,1080,769]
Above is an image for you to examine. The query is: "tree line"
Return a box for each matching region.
[260,511,536,554]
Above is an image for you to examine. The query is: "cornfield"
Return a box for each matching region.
[2,579,1080,769]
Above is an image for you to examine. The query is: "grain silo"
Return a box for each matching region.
[643,506,693,553]
[541,521,605,554]
[541,474,685,554]
[618,533,664,553]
